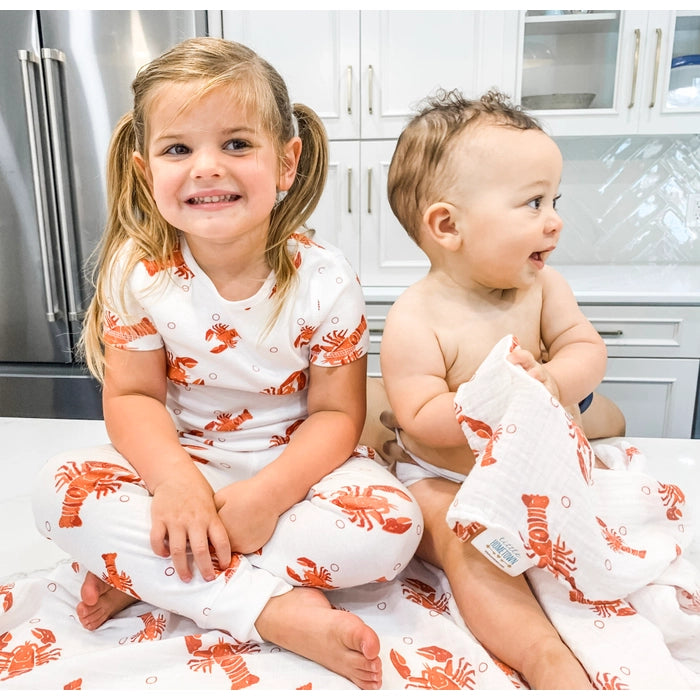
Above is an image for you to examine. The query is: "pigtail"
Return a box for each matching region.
[79,112,177,383]
[265,103,329,326]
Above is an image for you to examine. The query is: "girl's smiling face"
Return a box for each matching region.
[135,81,299,251]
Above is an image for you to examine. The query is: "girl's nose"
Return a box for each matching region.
[546,209,563,237]
[191,148,223,178]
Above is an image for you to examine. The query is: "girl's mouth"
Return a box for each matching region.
[187,194,240,205]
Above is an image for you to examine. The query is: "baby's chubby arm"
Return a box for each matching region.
[535,266,607,407]
[380,295,468,450]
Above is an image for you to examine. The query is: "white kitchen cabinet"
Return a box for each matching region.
[582,304,700,438]
[307,140,429,287]
[517,10,700,136]
[222,10,519,141]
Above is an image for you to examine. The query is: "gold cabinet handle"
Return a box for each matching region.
[367,167,373,214]
[649,27,662,109]
[628,28,640,109]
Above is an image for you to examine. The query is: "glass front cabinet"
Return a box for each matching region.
[517,10,700,135]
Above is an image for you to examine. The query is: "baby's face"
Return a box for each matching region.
[446,124,564,290]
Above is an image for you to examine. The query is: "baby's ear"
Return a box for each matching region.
[422,202,461,251]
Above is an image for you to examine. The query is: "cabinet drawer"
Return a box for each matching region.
[581,305,700,358]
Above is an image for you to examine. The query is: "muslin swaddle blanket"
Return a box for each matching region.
[446,335,700,689]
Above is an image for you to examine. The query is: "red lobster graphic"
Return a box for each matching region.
[0,628,60,680]
[286,557,337,589]
[54,460,143,528]
[142,248,194,279]
[130,612,167,643]
[566,415,594,484]
[595,517,647,559]
[269,418,305,447]
[103,312,157,349]
[390,646,475,689]
[658,482,685,520]
[0,583,13,612]
[520,494,579,594]
[205,409,253,432]
[205,323,240,353]
[314,484,413,533]
[167,352,203,386]
[294,325,317,348]
[262,370,307,395]
[401,578,451,614]
[185,634,260,689]
[310,316,367,365]
[101,552,140,599]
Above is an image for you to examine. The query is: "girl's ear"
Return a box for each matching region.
[132,151,153,191]
[422,202,462,252]
[279,136,302,192]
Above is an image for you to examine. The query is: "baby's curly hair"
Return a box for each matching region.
[387,89,543,243]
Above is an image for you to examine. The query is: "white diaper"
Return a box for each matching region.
[393,432,466,487]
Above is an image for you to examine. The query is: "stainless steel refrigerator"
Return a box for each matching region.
[0,10,210,419]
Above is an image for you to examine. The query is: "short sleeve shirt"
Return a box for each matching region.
[102,233,369,452]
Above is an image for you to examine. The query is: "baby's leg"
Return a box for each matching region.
[409,476,592,690]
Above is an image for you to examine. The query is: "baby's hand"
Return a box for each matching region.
[507,347,560,399]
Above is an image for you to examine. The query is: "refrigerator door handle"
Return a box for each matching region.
[41,48,83,322]
[17,49,62,323]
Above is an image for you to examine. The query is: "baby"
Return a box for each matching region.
[379,88,624,689]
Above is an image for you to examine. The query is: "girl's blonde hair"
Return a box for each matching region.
[81,37,328,382]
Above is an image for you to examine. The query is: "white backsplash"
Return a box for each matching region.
[550,134,700,265]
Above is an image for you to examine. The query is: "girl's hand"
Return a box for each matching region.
[213,478,280,555]
[507,347,560,400]
[150,472,232,583]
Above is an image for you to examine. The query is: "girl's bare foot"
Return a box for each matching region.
[255,587,382,690]
[77,571,137,630]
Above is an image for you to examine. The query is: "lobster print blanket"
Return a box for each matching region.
[446,334,700,689]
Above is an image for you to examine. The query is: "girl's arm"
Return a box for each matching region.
[102,345,231,581]
[213,355,368,554]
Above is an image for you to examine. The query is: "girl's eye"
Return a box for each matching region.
[165,143,189,156]
[225,139,250,151]
[527,197,542,210]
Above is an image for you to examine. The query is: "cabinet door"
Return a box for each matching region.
[637,11,700,134]
[221,10,360,140]
[360,11,518,139]
[359,140,429,287]
[599,357,699,438]
[518,10,700,136]
[306,141,360,273]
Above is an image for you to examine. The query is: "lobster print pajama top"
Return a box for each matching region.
[32,233,422,642]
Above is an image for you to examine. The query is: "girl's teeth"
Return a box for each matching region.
[190,194,236,204]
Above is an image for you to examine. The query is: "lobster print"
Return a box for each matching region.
[401,578,451,614]
[204,409,253,432]
[520,494,579,594]
[313,484,413,534]
[185,634,260,689]
[310,316,367,365]
[595,517,647,559]
[0,584,13,612]
[102,312,158,349]
[0,628,61,680]
[130,612,167,643]
[166,352,204,386]
[286,557,337,589]
[142,248,194,280]
[262,370,307,395]
[205,323,240,353]
[101,552,140,599]
[658,482,685,520]
[390,646,475,690]
[54,460,143,528]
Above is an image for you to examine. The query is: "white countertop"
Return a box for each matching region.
[364,264,700,306]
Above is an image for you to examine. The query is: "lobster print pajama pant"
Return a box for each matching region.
[32,442,423,642]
